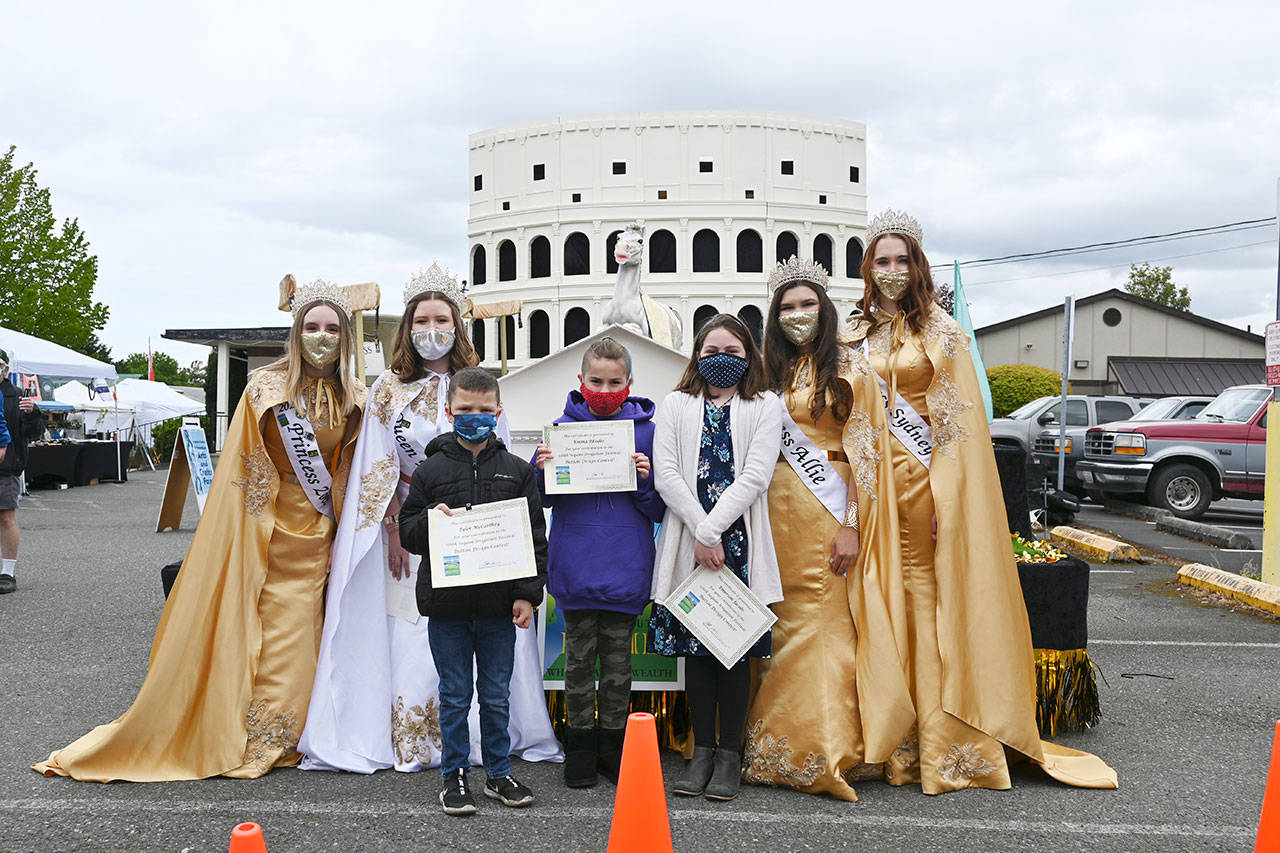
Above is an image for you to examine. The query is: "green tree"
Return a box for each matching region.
[114,351,208,385]
[1125,262,1191,311]
[0,146,110,354]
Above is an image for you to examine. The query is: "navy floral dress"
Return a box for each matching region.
[651,401,772,660]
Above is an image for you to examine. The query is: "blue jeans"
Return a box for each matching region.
[427,616,516,778]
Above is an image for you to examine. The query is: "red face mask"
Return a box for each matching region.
[580,383,630,416]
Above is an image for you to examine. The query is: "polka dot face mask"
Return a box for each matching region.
[697,353,749,389]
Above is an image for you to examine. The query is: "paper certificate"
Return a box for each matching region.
[662,566,777,669]
[427,498,539,589]
[543,419,637,494]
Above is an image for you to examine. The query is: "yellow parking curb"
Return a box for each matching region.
[1049,526,1142,563]
[1176,564,1280,616]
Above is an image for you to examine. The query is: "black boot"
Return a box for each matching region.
[597,726,626,785]
[563,726,598,788]
[703,748,742,801]
[672,745,716,796]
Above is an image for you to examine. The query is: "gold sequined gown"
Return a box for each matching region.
[852,309,1117,795]
[744,354,883,802]
[34,372,363,782]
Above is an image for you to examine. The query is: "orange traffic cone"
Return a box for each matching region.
[606,712,673,853]
[229,821,268,853]
[1257,721,1280,853]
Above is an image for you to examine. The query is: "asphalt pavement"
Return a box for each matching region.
[1,470,1277,853]
[1074,498,1265,575]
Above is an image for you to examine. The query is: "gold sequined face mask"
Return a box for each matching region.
[779,310,821,345]
[300,331,341,368]
[873,270,910,300]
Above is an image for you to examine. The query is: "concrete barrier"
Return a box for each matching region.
[1156,516,1256,550]
[1175,563,1280,616]
[1049,526,1143,563]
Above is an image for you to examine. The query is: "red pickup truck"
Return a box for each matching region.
[1075,384,1273,519]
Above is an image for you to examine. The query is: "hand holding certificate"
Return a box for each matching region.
[543,419,637,494]
[662,566,777,669]
[427,498,538,589]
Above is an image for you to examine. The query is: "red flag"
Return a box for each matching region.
[148,339,155,382]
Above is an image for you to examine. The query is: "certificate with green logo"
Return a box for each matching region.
[663,566,777,669]
[543,419,637,495]
[427,498,538,588]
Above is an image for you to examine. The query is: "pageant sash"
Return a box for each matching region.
[274,403,336,519]
[858,339,933,470]
[392,377,441,472]
[778,399,847,522]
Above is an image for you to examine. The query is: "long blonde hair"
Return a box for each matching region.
[259,300,361,416]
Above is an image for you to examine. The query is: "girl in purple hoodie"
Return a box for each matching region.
[532,337,665,789]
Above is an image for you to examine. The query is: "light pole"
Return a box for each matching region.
[1262,177,1279,586]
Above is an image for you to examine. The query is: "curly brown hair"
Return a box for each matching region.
[388,293,479,380]
[763,282,849,422]
[856,232,936,335]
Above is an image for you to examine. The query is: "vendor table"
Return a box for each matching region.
[25,444,82,486]
[73,440,133,484]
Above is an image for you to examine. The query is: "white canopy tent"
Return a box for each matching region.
[116,378,204,428]
[0,327,117,380]
[53,381,136,434]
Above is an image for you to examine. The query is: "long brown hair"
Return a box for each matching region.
[389,293,479,381]
[261,299,361,416]
[857,232,936,334]
[763,281,849,422]
[673,314,768,399]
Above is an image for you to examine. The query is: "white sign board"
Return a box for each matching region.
[1266,321,1280,387]
[181,426,215,512]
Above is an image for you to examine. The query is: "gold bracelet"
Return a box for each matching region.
[843,501,859,530]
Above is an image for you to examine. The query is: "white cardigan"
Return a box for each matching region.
[650,389,784,606]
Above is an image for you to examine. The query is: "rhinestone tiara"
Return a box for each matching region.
[865,209,923,246]
[292,279,353,320]
[404,262,465,310]
[767,255,830,294]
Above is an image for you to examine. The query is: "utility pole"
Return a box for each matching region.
[1057,295,1074,491]
[1263,178,1280,586]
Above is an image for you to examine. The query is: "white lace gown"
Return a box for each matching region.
[299,370,563,773]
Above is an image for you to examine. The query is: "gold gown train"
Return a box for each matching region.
[33,371,362,782]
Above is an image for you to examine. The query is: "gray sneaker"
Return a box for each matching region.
[0,575,14,594]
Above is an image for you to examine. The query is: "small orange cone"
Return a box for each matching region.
[1257,721,1280,853]
[606,712,673,853]
[229,821,268,853]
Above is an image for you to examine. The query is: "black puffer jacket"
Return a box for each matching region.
[401,432,547,619]
[0,379,47,476]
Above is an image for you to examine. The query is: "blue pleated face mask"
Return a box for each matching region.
[452,412,497,443]
[697,353,749,389]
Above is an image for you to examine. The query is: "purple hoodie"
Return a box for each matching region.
[532,391,665,614]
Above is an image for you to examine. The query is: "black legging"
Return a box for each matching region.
[684,656,750,750]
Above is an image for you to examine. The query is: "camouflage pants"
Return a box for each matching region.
[563,608,635,729]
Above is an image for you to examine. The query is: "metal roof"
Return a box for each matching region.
[1108,356,1265,396]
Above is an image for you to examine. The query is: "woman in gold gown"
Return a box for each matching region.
[743,257,889,802]
[844,209,1117,794]
[34,281,366,781]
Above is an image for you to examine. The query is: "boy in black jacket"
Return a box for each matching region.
[399,367,548,816]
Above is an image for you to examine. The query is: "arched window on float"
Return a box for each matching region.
[692,229,720,273]
[738,305,763,346]
[693,304,718,333]
[846,237,864,278]
[472,319,486,361]
[564,232,590,276]
[606,230,622,275]
[471,244,487,286]
[498,316,516,360]
[649,229,677,273]
[528,310,550,359]
[736,229,762,273]
[776,231,798,263]
[498,240,516,282]
[530,236,551,279]
[564,307,591,345]
[814,233,834,277]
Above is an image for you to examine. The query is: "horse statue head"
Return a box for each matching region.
[614,222,645,267]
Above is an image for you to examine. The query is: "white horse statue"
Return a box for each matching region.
[601,223,683,349]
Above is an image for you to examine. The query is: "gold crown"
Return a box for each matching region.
[767,255,829,294]
[291,279,353,320]
[865,209,924,246]
[404,262,465,310]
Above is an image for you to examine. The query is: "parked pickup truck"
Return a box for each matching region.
[1031,395,1213,497]
[1075,384,1273,519]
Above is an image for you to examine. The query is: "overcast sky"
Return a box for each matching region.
[4,0,1278,365]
